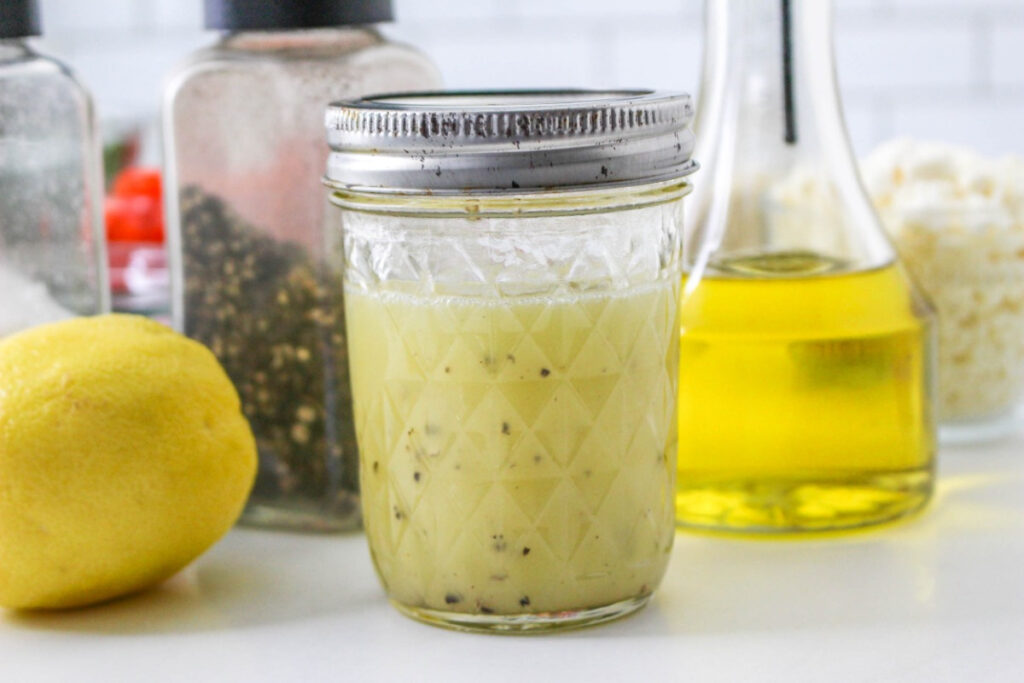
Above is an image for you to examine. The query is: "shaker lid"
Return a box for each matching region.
[0,0,41,39]
[325,90,697,194]
[204,0,393,31]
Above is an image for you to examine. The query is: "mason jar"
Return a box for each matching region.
[324,91,697,633]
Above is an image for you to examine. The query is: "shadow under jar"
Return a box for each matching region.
[324,91,697,633]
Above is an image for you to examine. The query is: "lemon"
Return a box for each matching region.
[0,314,256,609]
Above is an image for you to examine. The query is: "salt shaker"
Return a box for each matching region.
[0,0,108,335]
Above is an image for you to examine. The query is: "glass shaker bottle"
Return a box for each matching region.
[0,0,108,334]
[675,0,936,533]
[162,0,440,531]
[326,90,696,632]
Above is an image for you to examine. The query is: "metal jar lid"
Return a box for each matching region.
[324,90,697,194]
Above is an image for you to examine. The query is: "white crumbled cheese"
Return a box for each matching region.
[0,264,75,338]
[862,139,1024,421]
[763,167,851,257]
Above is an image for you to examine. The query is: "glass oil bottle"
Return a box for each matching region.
[675,0,936,533]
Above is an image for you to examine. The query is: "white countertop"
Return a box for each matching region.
[3,432,1023,683]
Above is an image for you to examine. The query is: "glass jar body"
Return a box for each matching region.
[0,40,108,331]
[332,182,687,632]
[162,28,440,531]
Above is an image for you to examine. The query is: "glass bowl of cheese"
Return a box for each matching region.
[862,140,1024,442]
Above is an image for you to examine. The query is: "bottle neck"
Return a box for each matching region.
[0,38,32,63]
[687,0,892,272]
[697,0,845,169]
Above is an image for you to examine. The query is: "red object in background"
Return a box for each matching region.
[105,167,164,243]
[113,166,162,203]
[105,167,166,296]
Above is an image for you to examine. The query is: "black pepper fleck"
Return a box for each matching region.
[519,596,531,607]
[413,471,421,482]
[501,422,511,435]
[540,368,551,377]
[522,547,531,556]
[445,593,462,604]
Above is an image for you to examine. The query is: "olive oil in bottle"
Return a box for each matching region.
[676,0,936,533]
[676,252,934,532]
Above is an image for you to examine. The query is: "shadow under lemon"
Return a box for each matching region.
[3,531,378,635]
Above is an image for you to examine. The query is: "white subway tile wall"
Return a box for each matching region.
[33,0,1024,159]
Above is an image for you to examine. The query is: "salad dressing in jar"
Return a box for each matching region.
[325,91,696,632]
